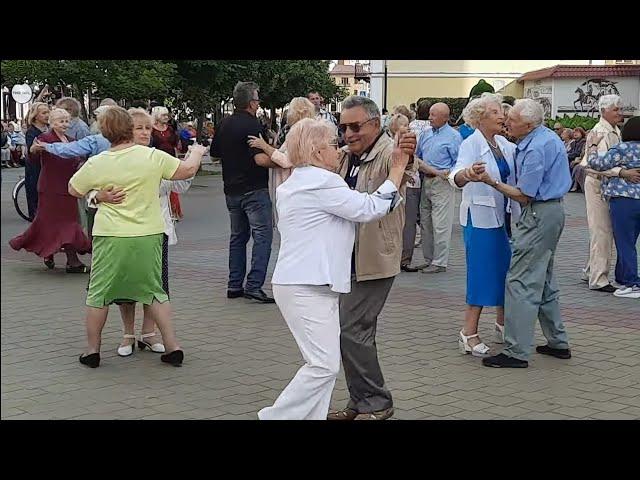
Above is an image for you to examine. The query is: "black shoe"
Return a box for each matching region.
[536,345,571,359]
[161,349,184,367]
[79,352,100,368]
[244,289,275,303]
[482,353,528,368]
[227,289,245,298]
[401,264,420,272]
[594,284,616,293]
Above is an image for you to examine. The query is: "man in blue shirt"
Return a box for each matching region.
[466,99,572,368]
[415,103,462,273]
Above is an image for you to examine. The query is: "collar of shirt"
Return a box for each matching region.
[516,125,544,153]
[351,131,387,163]
[597,117,621,136]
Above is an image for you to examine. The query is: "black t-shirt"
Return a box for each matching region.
[211,111,268,196]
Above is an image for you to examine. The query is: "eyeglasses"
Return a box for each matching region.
[338,117,377,135]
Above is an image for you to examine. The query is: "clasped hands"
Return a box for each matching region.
[391,127,417,169]
[464,161,493,184]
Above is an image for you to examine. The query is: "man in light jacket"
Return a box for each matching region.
[327,96,417,421]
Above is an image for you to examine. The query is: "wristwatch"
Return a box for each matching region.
[494,178,501,187]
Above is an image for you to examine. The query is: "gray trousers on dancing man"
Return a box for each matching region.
[339,276,395,413]
[503,200,570,361]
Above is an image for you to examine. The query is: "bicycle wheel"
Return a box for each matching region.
[12,177,31,222]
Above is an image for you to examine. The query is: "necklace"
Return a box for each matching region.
[486,137,498,149]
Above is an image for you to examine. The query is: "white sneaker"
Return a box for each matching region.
[611,280,624,289]
[613,286,640,299]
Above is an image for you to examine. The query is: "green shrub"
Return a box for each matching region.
[416,97,468,125]
[544,115,599,131]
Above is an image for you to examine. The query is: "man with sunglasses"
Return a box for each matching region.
[327,96,417,421]
[212,81,279,304]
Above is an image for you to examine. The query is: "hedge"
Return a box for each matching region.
[544,114,599,131]
[416,97,468,125]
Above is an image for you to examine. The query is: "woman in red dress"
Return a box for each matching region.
[9,108,91,272]
[151,106,183,220]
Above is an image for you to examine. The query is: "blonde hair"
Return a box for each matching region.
[393,104,415,122]
[389,113,409,135]
[286,118,336,167]
[27,102,50,126]
[286,97,316,127]
[151,106,169,122]
[99,106,134,145]
[48,108,70,125]
[462,93,504,129]
[128,107,152,125]
[56,97,81,117]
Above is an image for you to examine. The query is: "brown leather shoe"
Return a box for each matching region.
[327,408,358,420]
[354,407,395,421]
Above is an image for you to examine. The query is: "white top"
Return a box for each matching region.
[159,178,193,245]
[408,120,431,189]
[272,166,400,293]
[448,129,520,229]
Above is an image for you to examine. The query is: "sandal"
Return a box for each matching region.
[459,330,490,358]
[137,331,165,353]
[44,257,55,270]
[327,408,358,421]
[66,264,90,274]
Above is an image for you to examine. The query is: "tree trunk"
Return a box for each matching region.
[74,83,89,123]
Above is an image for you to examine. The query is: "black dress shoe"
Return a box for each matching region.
[161,349,184,366]
[79,352,100,368]
[227,289,245,298]
[594,284,616,293]
[401,264,420,272]
[482,353,528,368]
[536,345,571,359]
[244,289,275,303]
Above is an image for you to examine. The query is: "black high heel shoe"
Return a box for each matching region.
[160,349,184,367]
[79,352,100,368]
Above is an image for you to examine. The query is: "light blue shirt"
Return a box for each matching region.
[514,125,571,201]
[67,118,91,140]
[416,123,462,170]
[44,134,111,159]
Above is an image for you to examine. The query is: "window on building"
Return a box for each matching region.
[341,77,349,85]
[353,89,358,95]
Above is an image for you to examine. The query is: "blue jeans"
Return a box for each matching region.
[25,159,41,220]
[609,196,640,287]
[225,188,273,293]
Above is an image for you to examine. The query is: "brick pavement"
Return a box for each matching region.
[1,168,638,420]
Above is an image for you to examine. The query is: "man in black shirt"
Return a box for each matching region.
[211,82,276,303]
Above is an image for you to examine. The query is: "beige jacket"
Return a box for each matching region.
[337,133,417,281]
[580,118,622,178]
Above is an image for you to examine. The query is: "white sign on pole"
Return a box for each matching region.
[11,84,33,104]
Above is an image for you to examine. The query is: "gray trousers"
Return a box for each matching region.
[420,176,455,267]
[503,200,570,361]
[401,187,421,265]
[340,276,395,413]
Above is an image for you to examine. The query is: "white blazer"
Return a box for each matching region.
[272,166,400,294]
[449,129,520,228]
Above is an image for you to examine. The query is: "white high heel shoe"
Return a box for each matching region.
[494,323,505,344]
[459,330,490,358]
[137,332,165,353]
[117,334,136,357]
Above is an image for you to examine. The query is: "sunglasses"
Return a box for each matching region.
[338,117,377,135]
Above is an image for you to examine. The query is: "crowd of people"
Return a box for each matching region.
[4,81,639,421]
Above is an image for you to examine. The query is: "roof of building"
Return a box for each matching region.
[518,64,640,82]
[330,63,370,77]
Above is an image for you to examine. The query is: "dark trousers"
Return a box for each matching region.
[25,160,40,220]
[340,276,395,413]
[610,196,640,287]
[225,188,273,293]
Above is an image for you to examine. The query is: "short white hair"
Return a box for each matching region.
[462,93,504,129]
[599,94,622,113]
[151,106,169,122]
[512,99,544,127]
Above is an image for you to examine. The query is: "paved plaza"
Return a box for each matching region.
[1,167,639,420]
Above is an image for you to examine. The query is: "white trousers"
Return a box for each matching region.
[583,175,614,289]
[258,284,341,420]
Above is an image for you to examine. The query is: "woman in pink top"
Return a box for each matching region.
[247,97,316,226]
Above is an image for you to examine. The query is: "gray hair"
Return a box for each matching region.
[56,97,81,117]
[599,94,622,113]
[233,81,260,110]
[512,99,544,127]
[462,92,504,129]
[341,95,380,119]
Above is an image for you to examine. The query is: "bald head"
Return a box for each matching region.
[429,102,451,129]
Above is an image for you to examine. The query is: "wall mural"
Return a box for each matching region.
[524,82,552,118]
[561,78,622,117]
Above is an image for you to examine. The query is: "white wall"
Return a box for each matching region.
[553,76,640,118]
[523,79,553,118]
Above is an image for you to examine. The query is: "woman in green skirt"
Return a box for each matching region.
[69,106,206,368]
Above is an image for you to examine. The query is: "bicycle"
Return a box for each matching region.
[12,176,31,222]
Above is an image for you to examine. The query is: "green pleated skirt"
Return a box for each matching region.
[86,234,168,308]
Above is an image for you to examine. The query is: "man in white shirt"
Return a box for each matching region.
[308,91,338,127]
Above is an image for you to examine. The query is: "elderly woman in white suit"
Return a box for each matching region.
[449,93,520,357]
[258,118,414,420]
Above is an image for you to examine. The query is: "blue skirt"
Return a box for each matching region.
[463,212,511,307]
